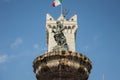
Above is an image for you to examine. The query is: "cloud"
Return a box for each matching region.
[33,44,47,53]
[93,36,99,42]
[10,37,23,49]
[84,45,89,51]
[93,35,103,46]
[33,44,39,49]
[0,55,8,63]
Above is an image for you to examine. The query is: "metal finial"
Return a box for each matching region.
[62,9,69,17]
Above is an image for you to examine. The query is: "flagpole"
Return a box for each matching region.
[61,4,62,15]
[61,3,64,26]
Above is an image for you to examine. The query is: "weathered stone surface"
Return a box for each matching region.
[46,14,78,52]
[33,51,92,80]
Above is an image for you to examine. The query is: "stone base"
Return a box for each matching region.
[33,51,92,80]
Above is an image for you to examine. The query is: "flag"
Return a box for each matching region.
[52,0,62,7]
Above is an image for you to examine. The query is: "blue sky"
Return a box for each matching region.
[0,0,120,80]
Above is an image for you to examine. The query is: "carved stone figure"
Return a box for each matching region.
[52,21,68,51]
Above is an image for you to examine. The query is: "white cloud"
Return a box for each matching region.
[93,36,99,42]
[37,47,47,53]
[93,35,102,46]
[10,37,23,49]
[0,55,8,63]
[33,44,39,49]
[83,45,89,51]
[33,44,47,53]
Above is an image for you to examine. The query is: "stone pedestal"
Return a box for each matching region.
[33,51,92,80]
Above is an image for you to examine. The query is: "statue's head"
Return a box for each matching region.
[56,21,61,25]
[56,21,62,29]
